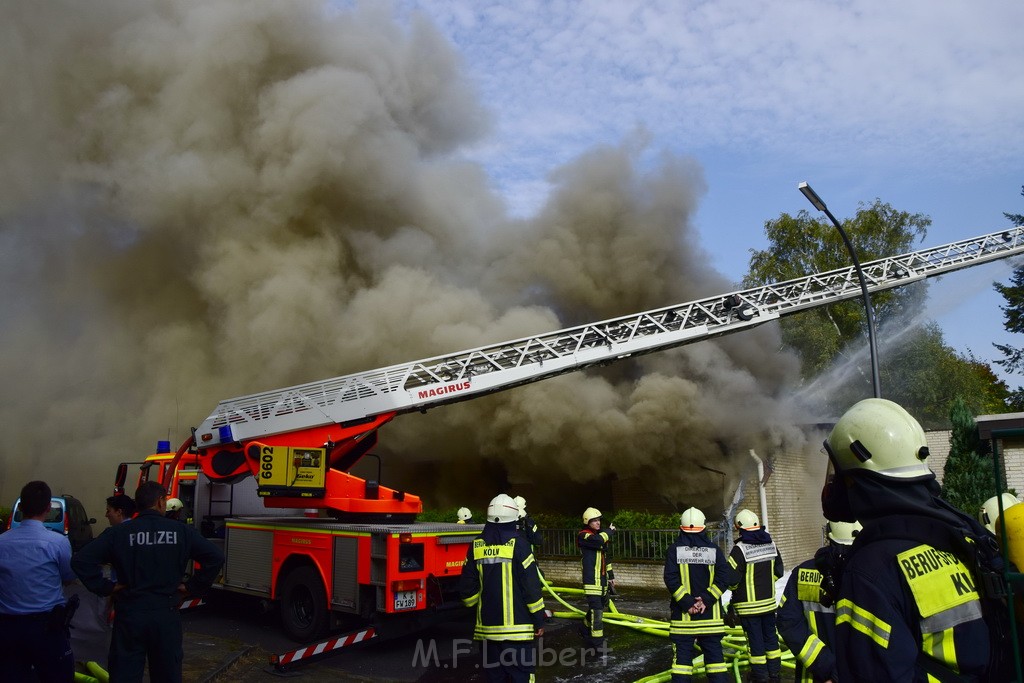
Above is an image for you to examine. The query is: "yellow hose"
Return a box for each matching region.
[538,579,802,683]
[85,662,109,683]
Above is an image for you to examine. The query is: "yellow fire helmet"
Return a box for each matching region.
[735,509,760,530]
[825,399,931,480]
[166,498,183,512]
[582,507,602,524]
[680,507,706,533]
[456,507,472,522]
[827,520,862,545]
[980,493,1021,534]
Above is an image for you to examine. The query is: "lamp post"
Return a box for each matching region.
[798,181,881,398]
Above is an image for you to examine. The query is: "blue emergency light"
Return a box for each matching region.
[218,425,233,443]
[156,440,171,453]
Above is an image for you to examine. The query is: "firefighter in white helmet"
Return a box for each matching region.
[822,398,1007,681]
[577,507,615,652]
[164,497,184,522]
[663,507,735,682]
[726,509,784,683]
[777,520,861,682]
[979,492,1020,534]
[459,494,545,680]
[456,507,472,524]
[513,495,542,550]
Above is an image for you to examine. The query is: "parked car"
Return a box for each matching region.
[6,495,96,551]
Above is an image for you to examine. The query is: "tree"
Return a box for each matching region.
[992,185,1024,406]
[940,396,995,516]
[746,200,1009,423]
[745,199,930,378]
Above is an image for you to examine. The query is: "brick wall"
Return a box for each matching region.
[926,429,952,484]
[996,437,1024,494]
[736,443,828,571]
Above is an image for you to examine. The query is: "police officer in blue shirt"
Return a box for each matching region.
[0,480,77,683]
[73,480,224,683]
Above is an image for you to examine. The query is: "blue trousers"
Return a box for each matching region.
[480,639,536,682]
[670,630,729,682]
[739,613,781,681]
[110,606,183,683]
[0,611,75,683]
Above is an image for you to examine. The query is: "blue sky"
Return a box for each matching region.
[393,0,1024,384]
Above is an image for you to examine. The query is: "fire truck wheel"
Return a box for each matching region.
[280,565,329,642]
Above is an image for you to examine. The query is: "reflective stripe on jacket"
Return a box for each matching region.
[459,535,545,641]
[577,527,614,596]
[835,538,989,681]
[728,535,783,616]
[663,531,735,635]
[778,558,837,682]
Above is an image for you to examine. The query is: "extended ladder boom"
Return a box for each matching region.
[196,227,1024,448]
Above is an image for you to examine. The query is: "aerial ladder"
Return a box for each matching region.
[161,226,1024,518]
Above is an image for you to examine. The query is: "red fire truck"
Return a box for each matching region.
[115,226,1024,643]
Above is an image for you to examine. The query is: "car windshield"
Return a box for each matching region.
[45,502,63,523]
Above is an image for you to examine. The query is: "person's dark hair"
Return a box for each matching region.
[106,494,136,516]
[134,481,167,511]
[20,480,52,517]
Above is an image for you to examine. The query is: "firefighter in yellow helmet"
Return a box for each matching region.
[822,398,1009,681]
[577,506,615,652]
[777,520,861,682]
[726,509,783,683]
[663,507,735,682]
[458,494,545,680]
[979,492,1020,534]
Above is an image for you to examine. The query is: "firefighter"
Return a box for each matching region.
[663,507,735,682]
[459,493,545,682]
[456,507,473,524]
[979,492,1020,534]
[164,498,183,521]
[727,509,783,683]
[72,481,224,683]
[822,398,1004,680]
[578,506,615,651]
[777,520,861,682]
[514,496,542,550]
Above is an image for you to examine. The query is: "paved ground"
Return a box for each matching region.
[174,587,678,682]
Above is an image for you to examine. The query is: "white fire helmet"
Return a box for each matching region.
[680,507,706,532]
[486,494,520,524]
[980,493,1021,533]
[514,495,527,519]
[166,498,183,512]
[735,509,759,530]
[825,399,931,480]
[827,520,862,545]
[582,507,602,524]
[457,507,472,522]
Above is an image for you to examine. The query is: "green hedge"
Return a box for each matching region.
[0,506,10,532]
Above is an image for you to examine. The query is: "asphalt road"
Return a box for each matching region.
[179,587,676,682]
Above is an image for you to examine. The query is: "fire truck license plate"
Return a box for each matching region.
[394,591,417,611]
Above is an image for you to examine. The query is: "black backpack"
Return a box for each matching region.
[847,513,1015,683]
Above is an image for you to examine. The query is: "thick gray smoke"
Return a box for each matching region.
[0,0,804,519]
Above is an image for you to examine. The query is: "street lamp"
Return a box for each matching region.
[798,181,881,398]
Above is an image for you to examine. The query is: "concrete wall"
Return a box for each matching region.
[538,558,664,590]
